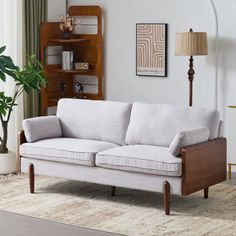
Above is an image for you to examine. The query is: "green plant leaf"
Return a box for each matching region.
[0,46,6,55]
[0,92,14,116]
[0,71,6,81]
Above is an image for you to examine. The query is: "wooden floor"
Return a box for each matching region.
[0,211,123,236]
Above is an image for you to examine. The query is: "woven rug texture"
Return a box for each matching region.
[0,174,236,236]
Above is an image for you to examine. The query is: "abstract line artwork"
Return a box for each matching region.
[136,23,167,77]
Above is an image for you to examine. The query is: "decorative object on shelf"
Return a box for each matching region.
[62,51,73,70]
[175,28,208,107]
[74,62,89,70]
[63,31,71,40]
[58,80,67,98]
[227,105,236,179]
[59,14,73,39]
[136,23,168,77]
[74,82,87,99]
[0,45,46,174]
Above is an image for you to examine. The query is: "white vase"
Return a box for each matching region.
[0,151,16,174]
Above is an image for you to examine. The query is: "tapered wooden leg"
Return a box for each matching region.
[163,181,170,215]
[204,187,209,199]
[111,186,116,196]
[29,163,35,194]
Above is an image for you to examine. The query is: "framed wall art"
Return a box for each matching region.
[136,23,168,77]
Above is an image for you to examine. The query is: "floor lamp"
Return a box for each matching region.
[175,29,208,106]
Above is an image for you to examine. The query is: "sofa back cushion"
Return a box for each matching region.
[126,102,220,147]
[57,99,132,145]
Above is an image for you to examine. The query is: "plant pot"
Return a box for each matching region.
[63,31,72,39]
[0,151,16,174]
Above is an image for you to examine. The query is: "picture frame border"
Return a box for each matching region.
[136,23,168,77]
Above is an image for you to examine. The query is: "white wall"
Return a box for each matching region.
[48,0,66,22]
[48,0,236,128]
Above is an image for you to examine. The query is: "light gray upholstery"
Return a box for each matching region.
[126,102,220,146]
[22,116,62,143]
[21,158,182,195]
[20,138,118,166]
[96,145,182,177]
[218,120,224,137]
[57,99,132,145]
[20,101,222,197]
[168,127,210,156]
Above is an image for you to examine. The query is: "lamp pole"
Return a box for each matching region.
[188,28,195,107]
[188,55,195,107]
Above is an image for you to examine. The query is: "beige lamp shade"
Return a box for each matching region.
[175,31,208,56]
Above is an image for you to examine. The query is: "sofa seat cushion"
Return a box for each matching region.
[20,138,118,166]
[96,145,182,177]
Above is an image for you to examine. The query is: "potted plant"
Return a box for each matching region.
[0,46,46,174]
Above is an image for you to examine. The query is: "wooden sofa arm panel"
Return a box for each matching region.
[17,130,27,173]
[181,138,226,196]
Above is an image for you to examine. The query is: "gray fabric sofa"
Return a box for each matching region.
[18,99,226,215]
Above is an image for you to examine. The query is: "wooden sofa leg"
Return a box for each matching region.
[204,187,209,199]
[163,181,170,215]
[29,164,35,194]
[111,186,116,196]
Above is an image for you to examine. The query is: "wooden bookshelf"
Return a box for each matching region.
[40,5,103,115]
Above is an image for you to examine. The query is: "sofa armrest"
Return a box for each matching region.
[181,138,226,196]
[17,130,27,173]
[22,116,62,143]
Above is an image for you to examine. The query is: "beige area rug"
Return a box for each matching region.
[0,174,236,236]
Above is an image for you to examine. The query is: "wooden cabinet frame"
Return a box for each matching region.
[40,5,103,115]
